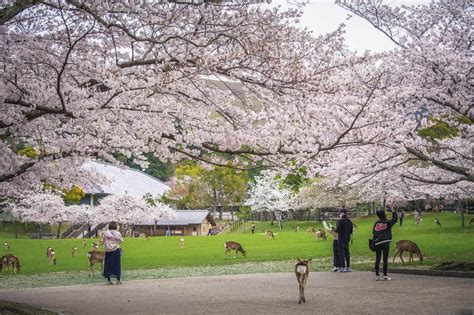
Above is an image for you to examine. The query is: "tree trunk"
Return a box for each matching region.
[307,208,311,221]
[39,224,43,239]
[56,222,62,239]
[458,198,464,227]
[14,221,18,239]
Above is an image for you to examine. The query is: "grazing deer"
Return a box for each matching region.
[1,254,21,273]
[82,239,87,247]
[435,218,442,227]
[295,258,312,304]
[315,229,327,241]
[470,218,474,225]
[224,241,246,258]
[47,248,57,266]
[87,250,105,276]
[179,238,185,250]
[72,246,78,257]
[265,230,275,240]
[307,227,316,234]
[4,242,10,251]
[393,240,423,264]
[92,242,99,251]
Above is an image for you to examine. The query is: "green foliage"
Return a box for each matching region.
[281,167,308,193]
[417,117,459,142]
[17,146,37,158]
[165,161,248,210]
[114,152,174,181]
[62,186,85,205]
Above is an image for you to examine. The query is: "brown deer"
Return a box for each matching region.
[393,240,423,264]
[265,230,275,240]
[307,227,316,234]
[92,242,99,251]
[82,239,87,247]
[87,250,105,276]
[224,241,246,258]
[295,258,312,304]
[1,254,21,273]
[469,218,474,225]
[4,242,10,251]
[316,229,327,241]
[72,246,78,257]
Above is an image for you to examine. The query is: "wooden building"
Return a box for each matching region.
[135,210,217,236]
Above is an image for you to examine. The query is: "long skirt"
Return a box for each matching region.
[103,249,121,280]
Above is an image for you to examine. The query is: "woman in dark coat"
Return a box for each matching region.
[373,209,397,281]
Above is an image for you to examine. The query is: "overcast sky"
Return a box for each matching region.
[272,0,431,53]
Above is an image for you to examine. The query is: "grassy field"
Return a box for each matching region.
[0,212,473,277]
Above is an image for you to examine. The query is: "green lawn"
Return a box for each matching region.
[1,212,473,276]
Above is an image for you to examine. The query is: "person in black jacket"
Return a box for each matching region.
[373,209,398,281]
[334,208,353,272]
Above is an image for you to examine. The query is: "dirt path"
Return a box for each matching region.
[0,272,472,314]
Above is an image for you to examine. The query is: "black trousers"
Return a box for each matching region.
[333,240,342,268]
[338,238,350,268]
[375,242,390,276]
[399,217,403,226]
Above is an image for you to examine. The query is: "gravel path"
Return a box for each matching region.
[0,272,472,315]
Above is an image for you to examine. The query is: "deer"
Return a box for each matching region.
[393,240,423,264]
[87,250,105,276]
[82,239,87,247]
[1,254,21,273]
[4,242,10,251]
[224,241,246,258]
[265,230,275,240]
[47,247,57,266]
[470,218,474,225]
[72,246,78,257]
[92,242,99,251]
[435,218,442,227]
[179,238,185,250]
[295,226,300,233]
[307,227,316,234]
[295,258,312,304]
[315,229,327,241]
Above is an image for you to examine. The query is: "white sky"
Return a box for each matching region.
[272,0,430,53]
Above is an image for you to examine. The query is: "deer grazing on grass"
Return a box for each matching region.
[315,229,327,241]
[265,230,275,240]
[4,242,10,251]
[87,250,105,276]
[1,254,21,273]
[224,241,246,258]
[393,240,423,264]
[72,246,78,257]
[307,227,316,234]
[295,258,312,304]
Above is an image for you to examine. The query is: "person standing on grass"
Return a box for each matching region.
[373,209,397,281]
[323,220,341,272]
[334,208,353,272]
[103,221,123,285]
[398,210,404,227]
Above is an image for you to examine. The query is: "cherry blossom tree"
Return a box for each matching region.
[245,171,297,229]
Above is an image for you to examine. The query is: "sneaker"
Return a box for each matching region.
[116,280,122,285]
[341,267,351,273]
[375,276,382,281]
[332,267,339,272]
[383,276,391,281]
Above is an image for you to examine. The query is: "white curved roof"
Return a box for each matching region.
[82,160,171,198]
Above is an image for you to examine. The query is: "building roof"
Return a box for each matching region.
[82,160,171,198]
[138,210,216,226]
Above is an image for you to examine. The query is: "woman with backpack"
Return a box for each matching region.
[372,208,397,281]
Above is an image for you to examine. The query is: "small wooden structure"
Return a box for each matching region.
[135,210,217,236]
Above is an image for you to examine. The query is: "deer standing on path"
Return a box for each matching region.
[87,250,105,276]
[393,240,423,264]
[295,258,312,304]
[224,241,246,258]
[1,254,21,273]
